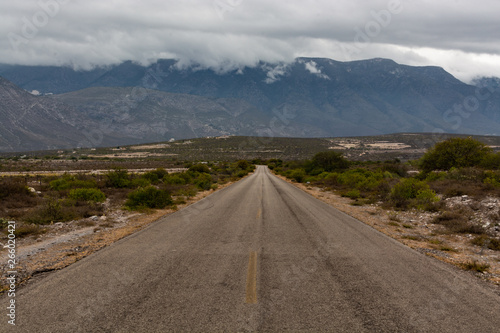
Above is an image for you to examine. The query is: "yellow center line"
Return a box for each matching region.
[245,251,258,304]
[256,208,262,219]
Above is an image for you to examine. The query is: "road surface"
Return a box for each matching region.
[2,166,500,332]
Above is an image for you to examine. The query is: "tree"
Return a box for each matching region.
[420,137,492,173]
[311,151,350,172]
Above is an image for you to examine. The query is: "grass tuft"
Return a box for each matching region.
[461,261,490,273]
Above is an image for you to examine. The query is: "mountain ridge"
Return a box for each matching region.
[1,57,499,152]
[0,76,135,152]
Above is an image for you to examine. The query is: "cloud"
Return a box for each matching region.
[0,0,499,82]
[263,63,290,84]
[303,61,330,80]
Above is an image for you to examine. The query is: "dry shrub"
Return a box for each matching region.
[432,210,485,234]
[13,224,47,238]
[471,235,500,251]
[102,187,129,204]
[69,201,105,218]
[488,211,500,223]
[429,179,486,198]
[461,261,490,273]
[0,178,39,209]
[23,198,103,224]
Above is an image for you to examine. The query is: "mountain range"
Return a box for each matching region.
[0,57,499,152]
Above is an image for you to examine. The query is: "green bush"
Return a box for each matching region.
[425,171,447,182]
[68,188,106,203]
[311,151,350,172]
[304,176,318,183]
[189,164,210,174]
[480,152,500,170]
[105,168,131,188]
[420,138,492,173]
[49,175,97,191]
[0,218,9,229]
[415,188,440,210]
[337,169,383,191]
[130,178,151,188]
[343,189,361,199]
[316,172,332,180]
[389,178,429,208]
[236,160,251,171]
[381,162,408,177]
[194,173,213,190]
[234,170,248,178]
[484,171,500,187]
[267,159,283,171]
[324,172,339,183]
[164,173,187,185]
[383,171,397,179]
[290,169,306,183]
[415,188,439,202]
[446,167,484,182]
[174,185,198,197]
[125,186,172,210]
[142,168,168,184]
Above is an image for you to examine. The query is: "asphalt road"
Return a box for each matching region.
[3,166,500,332]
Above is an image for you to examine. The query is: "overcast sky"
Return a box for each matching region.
[1,0,500,82]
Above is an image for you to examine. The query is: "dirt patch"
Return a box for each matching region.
[129,144,171,150]
[277,175,500,288]
[366,142,412,149]
[87,152,177,159]
[0,168,187,177]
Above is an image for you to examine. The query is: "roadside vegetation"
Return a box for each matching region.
[0,160,255,238]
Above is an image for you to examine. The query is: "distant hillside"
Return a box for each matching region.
[51,87,274,142]
[0,77,133,152]
[0,76,90,152]
[3,134,500,163]
[2,58,500,138]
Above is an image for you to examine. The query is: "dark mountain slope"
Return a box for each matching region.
[1,57,499,143]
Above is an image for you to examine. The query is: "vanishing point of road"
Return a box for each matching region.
[3,166,500,332]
